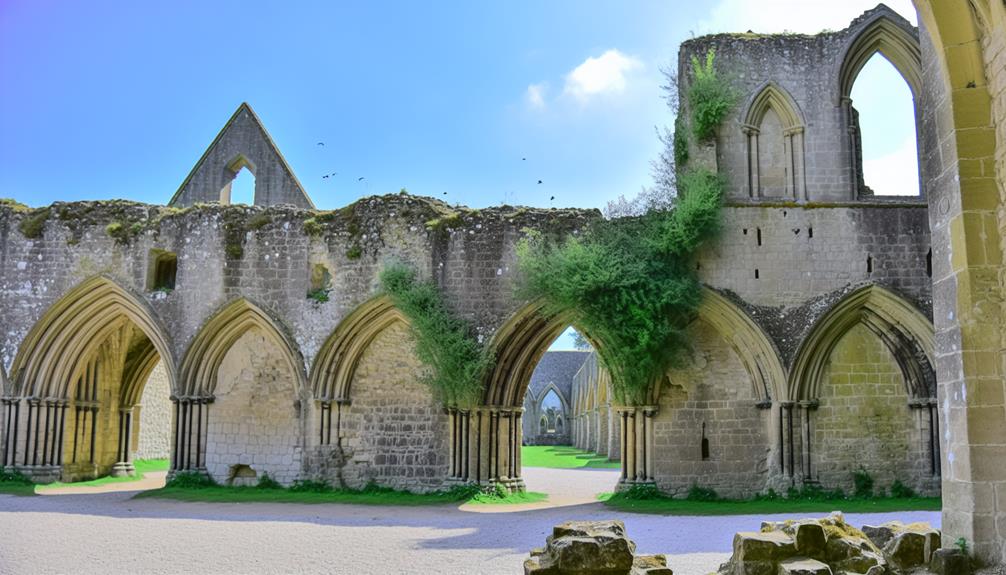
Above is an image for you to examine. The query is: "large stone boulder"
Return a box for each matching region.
[524,520,668,575]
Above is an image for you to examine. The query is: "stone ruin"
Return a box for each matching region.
[525,515,971,575]
[524,520,673,575]
[720,513,967,575]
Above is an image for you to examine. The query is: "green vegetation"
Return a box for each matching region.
[517,52,731,406]
[138,474,544,506]
[599,488,941,516]
[246,213,272,230]
[521,446,620,469]
[18,206,51,239]
[307,287,331,303]
[687,49,737,142]
[955,537,969,555]
[853,467,875,498]
[303,217,323,236]
[516,169,723,405]
[105,220,145,244]
[0,468,36,496]
[37,459,170,491]
[379,262,493,408]
[345,244,362,259]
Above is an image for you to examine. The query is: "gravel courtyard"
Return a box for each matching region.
[0,467,940,575]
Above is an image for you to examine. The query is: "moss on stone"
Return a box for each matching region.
[18,207,51,239]
[346,244,362,260]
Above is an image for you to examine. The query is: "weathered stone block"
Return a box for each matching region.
[631,554,673,575]
[777,557,832,575]
[734,531,798,563]
[929,548,970,575]
[794,524,827,560]
[884,530,938,570]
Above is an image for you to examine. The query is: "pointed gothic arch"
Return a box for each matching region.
[3,276,176,478]
[741,82,807,200]
[536,382,569,414]
[309,295,408,402]
[837,8,922,199]
[839,10,922,100]
[179,298,307,398]
[9,276,177,399]
[174,297,307,474]
[788,284,934,402]
[695,288,786,404]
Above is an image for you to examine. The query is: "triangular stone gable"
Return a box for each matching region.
[170,103,314,208]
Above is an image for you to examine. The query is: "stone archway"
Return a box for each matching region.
[2,276,176,482]
[912,0,1006,562]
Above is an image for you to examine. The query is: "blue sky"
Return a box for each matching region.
[0,0,918,213]
[0,1,919,350]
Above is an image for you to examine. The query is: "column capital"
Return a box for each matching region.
[779,401,796,409]
[797,399,819,410]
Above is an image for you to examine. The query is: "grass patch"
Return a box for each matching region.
[36,459,169,491]
[136,478,545,507]
[0,468,36,496]
[521,446,620,469]
[468,490,548,505]
[598,491,941,516]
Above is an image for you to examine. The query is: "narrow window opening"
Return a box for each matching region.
[808,226,814,239]
[148,250,177,292]
[926,248,932,278]
[308,263,333,303]
[743,228,748,235]
[220,155,257,205]
[867,255,874,274]
[701,422,710,461]
[756,228,762,246]
[783,210,787,217]
[755,269,760,279]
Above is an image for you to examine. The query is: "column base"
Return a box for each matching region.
[615,478,657,492]
[110,462,135,477]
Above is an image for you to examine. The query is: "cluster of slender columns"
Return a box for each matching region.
[317,400,345,447]
[447,407,523,489]
[616,406,657,486]
[172,396,212,471]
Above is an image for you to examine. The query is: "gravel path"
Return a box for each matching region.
[0,467,940,575]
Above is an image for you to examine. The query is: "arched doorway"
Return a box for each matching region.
[2,277,176,483]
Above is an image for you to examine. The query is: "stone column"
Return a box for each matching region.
[743,126,760,198]
[797,400,818,482]
[111,407,135,477]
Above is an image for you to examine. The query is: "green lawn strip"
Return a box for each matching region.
[598,493,941,516]
[521,446,620,469]
[468,491,548,505]
[37,459,169,491]
[135,484,548,506]
[0,482,37,496]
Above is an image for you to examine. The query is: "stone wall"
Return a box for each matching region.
[653,320,772,498]
[336,321,448,492]
[205,327,303,486]
[134,361,171,461]
[813,324,937,495]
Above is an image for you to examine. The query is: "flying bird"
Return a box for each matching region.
[537,180,543,185]
[322,175,329,179]
[358,177,365,181]
[317,142,325,146]
[550,196,555,201]
[442,191,447,195]
[522,157,526,161]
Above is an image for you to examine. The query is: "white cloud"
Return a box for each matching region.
[861,135,920,196]
[563,49,643,102]
[699,0,916,35]
[526,83,547,109]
